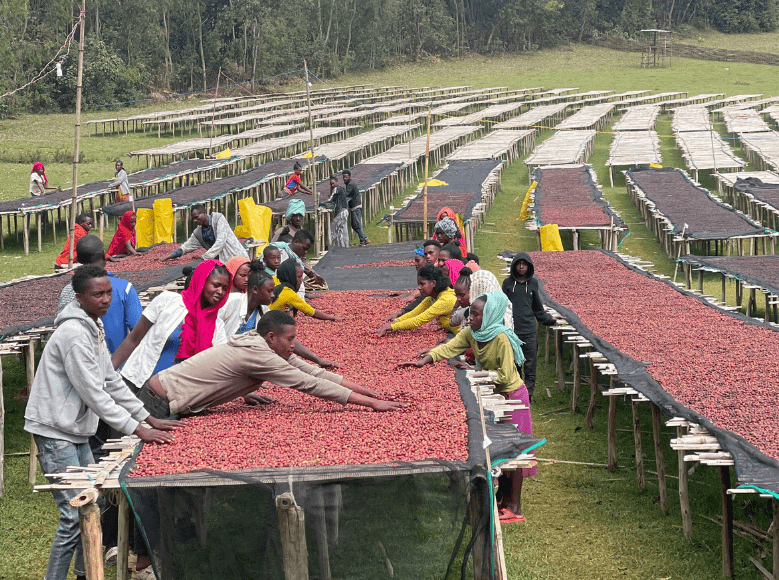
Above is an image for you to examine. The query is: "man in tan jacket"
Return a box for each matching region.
[137,310,407,418]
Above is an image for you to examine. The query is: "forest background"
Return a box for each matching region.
[1,0,778,115]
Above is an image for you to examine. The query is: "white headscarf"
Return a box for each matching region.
[464,269,514,330]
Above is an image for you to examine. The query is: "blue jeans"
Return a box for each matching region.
[34,435,94,580]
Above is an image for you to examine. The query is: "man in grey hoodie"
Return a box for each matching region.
[502,252,557,402]
[163,203,249,264]
[25,264,181,580]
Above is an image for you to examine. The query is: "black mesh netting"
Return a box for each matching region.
[128,158,236,186]
[120,244,542,580]
[393,160,502,223]
[0,180,112,214]
[120,367,539,580]
[499,248,779,498]
[263,163,403,214]
[733,176,779,212]
[627,167,767,239]
[0,260,194,340]
[310,241,420,291]
[678,254,779,296]
[101,158,324,216]
[532,166,625,229]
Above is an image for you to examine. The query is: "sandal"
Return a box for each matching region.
[498,508,527,524]
[104,546,118,567]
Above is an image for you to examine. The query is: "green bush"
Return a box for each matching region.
[52,35,148,111]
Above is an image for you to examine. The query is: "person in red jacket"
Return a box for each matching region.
[54,213,94,269]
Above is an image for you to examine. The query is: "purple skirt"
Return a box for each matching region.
[506,385,536,478]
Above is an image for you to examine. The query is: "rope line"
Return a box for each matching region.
[0,16,80,100]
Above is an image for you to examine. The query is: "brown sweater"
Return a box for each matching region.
[158,331,351,414]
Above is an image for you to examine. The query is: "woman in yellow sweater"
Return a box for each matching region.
[376,264,460,336]
[269,258,343,321]
[399,291,534,524]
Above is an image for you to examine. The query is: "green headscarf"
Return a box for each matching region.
[286,198,306,220]
[471,291,525,365]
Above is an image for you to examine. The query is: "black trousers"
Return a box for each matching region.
[517,333,539,401]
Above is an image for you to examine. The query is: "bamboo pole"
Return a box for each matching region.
[0,357,4,498]
[117,493,130,580]
[304,61,320,255]
[631,400,645,490]
[607,393,617,471]
[773,499,779,580]
[651,405,668,514]
[25,340,37,485]
[68,2,86,268]
[677,426,693,540]
[719,466,734,579]
[422,106,432,237]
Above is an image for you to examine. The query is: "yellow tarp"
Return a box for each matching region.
[540,224,564,252]
[518,181,537,220]
[216,148,232,159]
[153,198,174,244]
[135,208,155,248]
[650,163,663,168]
[234,197,272,250]
[418,179,449,187]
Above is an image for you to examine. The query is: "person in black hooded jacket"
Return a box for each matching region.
[502,252,556,401]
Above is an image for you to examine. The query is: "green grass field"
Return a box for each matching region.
[2,38,778,579]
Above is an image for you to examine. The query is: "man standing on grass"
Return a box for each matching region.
[25,264,182,580]
[343,169,370,246]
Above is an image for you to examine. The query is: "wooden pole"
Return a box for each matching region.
[276,492,309,580]
[25,340,37,485]
[585,357,597,429]
[607,393,617,472]
[570,343,580,412]
[70,488,103,580]
[651,405,668,514]
[117,493,130,580]
[68,1,86,268]
[631,400,645,490]
[554,328,565,392]
[719,466,734,579]
[677,426,692,540]
[773,498,779,580]
[0,356,4,499]
[422,105,432,237]
[304,60,320,255]
[208,68,221,153]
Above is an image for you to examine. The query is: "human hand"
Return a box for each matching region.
[376,323,393,337]
[451,361,473,370]
[369,400,411,412]
[134,425,175,443]
[414,347,430,358]
[243,393,275,406]
[397,360,423,368]
[317,359,341,369]
[145,416,186,431]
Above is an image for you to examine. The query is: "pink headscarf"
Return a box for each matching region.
[445,258,464,286]
[176,260,232,360]
[32,162,48,185]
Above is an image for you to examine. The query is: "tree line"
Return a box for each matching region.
[1,0,777,113]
